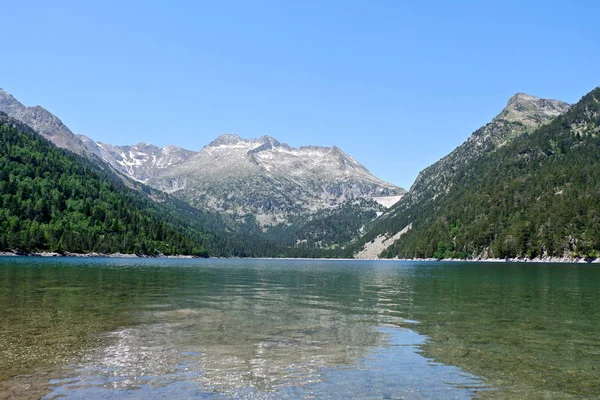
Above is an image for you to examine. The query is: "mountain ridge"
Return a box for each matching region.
[408,92,570,204]
[0,88,89,155]
[79,132,405,227]
[355,91,572,258]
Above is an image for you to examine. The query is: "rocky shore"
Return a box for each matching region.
[398,256,600,263]
[0,251,196,258]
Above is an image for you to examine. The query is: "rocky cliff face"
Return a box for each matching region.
[81,133,405,226]
[0,88,89,154]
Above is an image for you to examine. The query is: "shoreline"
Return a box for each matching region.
[0,251,598,264]
[394,256,600,264]
[0,251,198,259]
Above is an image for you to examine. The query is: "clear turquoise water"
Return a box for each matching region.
[0,257,598,399]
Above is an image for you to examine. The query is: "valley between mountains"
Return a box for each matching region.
[1,85,599,260]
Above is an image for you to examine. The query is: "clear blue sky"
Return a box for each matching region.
[1,0,598,189]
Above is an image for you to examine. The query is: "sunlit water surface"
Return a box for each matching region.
[0,258,598,399]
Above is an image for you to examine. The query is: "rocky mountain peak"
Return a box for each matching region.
[328,146,368,172]
[19,106,66,138]
[248,135,289,154]
[499,93,570,127]
[259,135,281,146]
[407,92,570,204]
[164,144,188,152]
[0,88,88,154]
[0,88,24,115]
[126,142,161,152]
[206,134,244,147]
[206,134,286,151]
[331,145,348,158]
[507,92,537,104]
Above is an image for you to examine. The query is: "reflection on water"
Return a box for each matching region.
[1,258,599,399]
[75,306,387,394]
[46,326,485,399]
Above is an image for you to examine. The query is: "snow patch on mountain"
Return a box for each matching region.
[78,136,196,183]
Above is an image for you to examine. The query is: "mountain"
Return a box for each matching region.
[355,91,574,259]
[0,112,210,256]
[81,134,405,227]
[408,92,570,205]
[0,88,89,155]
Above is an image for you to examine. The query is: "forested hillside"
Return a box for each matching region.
[264,199,383,251]
[0,114,210,256]
[376,87,600,259]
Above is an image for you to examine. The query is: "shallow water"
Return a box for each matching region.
[0,258,598,399]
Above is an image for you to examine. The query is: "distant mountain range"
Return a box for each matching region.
[2,84,599,260]
[78,133,404,226]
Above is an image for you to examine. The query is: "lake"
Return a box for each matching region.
[0,258,598,399]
